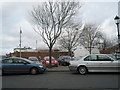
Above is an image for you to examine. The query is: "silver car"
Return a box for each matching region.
[69,54,120,75]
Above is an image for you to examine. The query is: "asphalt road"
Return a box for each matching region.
[2,72,120,90]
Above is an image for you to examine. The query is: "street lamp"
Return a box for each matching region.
[114,15,120,53]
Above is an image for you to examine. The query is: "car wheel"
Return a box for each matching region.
[30,68,38,75]
[78,66,87,75]
[59,62,61,65]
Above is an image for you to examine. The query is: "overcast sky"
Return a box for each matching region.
[0,0,119,55]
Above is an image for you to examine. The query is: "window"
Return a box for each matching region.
[2,59,13,64]
[84,55,97,61]
[98,55,112,61]
[13,59,27,64]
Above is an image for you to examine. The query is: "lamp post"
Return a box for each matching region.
[114,15,120,53]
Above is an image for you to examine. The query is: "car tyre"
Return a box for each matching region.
[59,62,61,65]
[30,68,38,75]
[78,66,87,75]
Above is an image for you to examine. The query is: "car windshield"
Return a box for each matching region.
[63,56,74,60]
[108,54,116,59]
[44,57,55,61]
[20,58,34,63]
[29,57,39,61]
[114,54,120,60]
[63,56,71,59]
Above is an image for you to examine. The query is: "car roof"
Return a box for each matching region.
[5,57,22,59]
[2,57,33,63]
[44,56,54,58]
[2,57,28,60]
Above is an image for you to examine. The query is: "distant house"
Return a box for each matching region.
[100,44,119,54]
[74,46,100,59]
[13,47,32,52]
[6,47,73,60]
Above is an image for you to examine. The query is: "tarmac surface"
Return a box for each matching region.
[46,66,70,72]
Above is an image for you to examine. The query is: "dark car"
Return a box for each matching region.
[108,54,120,60]
[0,57,46,75]
[58,56,74,66]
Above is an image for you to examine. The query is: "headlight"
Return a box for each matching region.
[39,65,43,68]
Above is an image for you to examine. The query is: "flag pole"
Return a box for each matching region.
[20,27,22,57]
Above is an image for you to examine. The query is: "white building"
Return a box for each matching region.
[74,46,100,59]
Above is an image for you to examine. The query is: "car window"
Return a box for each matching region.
[13,59,28,64]
[58,56,73,61]
[98,55,112,61]
[108,54,116,59]
[84,55,97,61]
[58,56,62,60]
[114,54,120,60]
[2,59,13,64]
[29,57,39,61]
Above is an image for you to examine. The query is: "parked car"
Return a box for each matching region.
[69,54,120,75]
[28,57,41,64]
[58,56,74,66]
[0,56,9,59]
[41,56,58,67]
[107,54,120,60]
[0,57,46,75]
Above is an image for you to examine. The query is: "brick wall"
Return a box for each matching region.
[100,45,118,54]
[6,51,71,60]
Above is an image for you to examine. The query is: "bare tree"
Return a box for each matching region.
[80,24,103,54]
[31,1,81,67]
[58,25,82,56]
[101,37,117,50]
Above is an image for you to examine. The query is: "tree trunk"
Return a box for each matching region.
[49,46,52,68]
[89,48,92,54]
[68,49,72,56]
[89,42,92,54]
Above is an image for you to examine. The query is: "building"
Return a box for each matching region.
[100,45,118,54]
[74,46,100,59]
[6,47,73,60]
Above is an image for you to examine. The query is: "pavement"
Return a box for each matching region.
[46,66,70,72]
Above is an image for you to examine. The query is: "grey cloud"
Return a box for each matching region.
[1,1,118,55]
[80,2,117,24]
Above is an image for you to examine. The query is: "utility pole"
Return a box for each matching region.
[19,27,22,57]
[36,40,37,50]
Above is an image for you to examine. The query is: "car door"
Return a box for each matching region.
[84,55,101,71]
[2,59,15,73]
[12,58,30,73]
[97,54,119,72]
